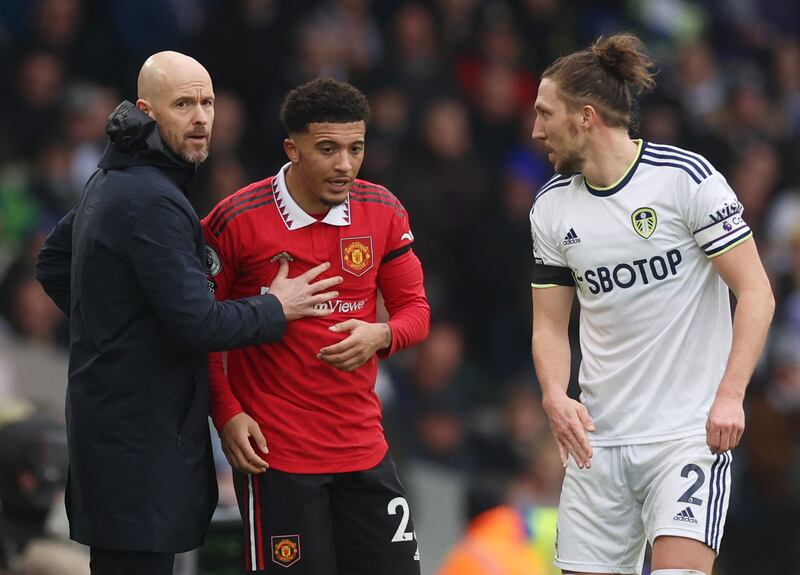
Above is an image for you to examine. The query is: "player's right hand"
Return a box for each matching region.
[220,412,270,474]
[268,260,343,321]
[542,393,595,469]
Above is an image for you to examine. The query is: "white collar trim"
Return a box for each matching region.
[273,162,351,230]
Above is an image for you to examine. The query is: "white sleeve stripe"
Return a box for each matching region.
[699,224,749,250]
[694,211,748,247]
[706,230,752,257]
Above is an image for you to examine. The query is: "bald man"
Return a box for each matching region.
[136,51,214,164]
[36,52,341,575]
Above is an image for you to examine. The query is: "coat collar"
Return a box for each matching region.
[97,100,196,192]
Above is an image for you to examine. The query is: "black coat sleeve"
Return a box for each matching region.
[127,192,286,351]
[36,207,75,316]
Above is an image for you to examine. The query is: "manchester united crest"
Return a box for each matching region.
[272,535,301,567]
[631,207,657,239]
[341,236,373,277]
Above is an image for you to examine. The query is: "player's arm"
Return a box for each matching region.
[36,206,75,316]
[320,203,430,372]
[706,238,774,453]
[532,284,594,469]
[203,220,269,475]
[318,249,429,372]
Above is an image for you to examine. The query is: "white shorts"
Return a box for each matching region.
[555,435,732,574]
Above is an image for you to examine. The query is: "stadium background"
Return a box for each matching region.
[0,0,798,573]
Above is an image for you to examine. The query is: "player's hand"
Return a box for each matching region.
[542,393,594,469]
[317,320,391,372]
[706,391,745,454]
[220,412,269,474]
[268,260,343,321]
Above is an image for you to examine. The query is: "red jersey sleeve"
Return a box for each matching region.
[201,212,244,431]
[377,203,430,357]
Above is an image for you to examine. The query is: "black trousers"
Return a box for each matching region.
[89,547,175,575]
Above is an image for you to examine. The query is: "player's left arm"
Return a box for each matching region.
[319,207,430,372]
[707,238,775,453]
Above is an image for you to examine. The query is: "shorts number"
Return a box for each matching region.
[387,496,414,542]
[678,463,705,505]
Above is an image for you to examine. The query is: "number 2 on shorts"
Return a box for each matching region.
[678,463,705,505]
[387,496,414,542]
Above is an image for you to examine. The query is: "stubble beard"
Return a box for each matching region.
[320,195,347,208]
[553,122,584,174]
[555,152,582,175]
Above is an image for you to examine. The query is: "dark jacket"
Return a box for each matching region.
[35,101,286,552]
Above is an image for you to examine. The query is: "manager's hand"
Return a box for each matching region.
[269,260,343,321]
[220,412,269,474]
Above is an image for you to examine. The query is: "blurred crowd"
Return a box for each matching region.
[0,0,799,574]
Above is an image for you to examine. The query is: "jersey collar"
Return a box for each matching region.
[273,162,351,230]
[584,139,644,197]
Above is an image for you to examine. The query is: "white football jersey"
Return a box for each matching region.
[530,140,752,446]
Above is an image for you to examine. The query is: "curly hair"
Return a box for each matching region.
[280,78,371,134]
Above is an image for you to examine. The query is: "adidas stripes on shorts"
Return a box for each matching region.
[555,435,732,574]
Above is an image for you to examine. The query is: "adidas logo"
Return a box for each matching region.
[563,228,581,245]
[673,507,698,524]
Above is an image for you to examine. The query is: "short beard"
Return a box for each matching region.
[555,122,583,174]
[555,152,583,175]
[182,148,209,165]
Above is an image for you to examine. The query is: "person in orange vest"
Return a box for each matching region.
[438,504,559,575]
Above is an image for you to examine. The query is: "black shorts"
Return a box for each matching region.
[233,451,420,574]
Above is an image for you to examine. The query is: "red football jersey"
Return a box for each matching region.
[202,164,430,473]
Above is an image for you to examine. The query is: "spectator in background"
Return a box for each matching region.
[455,12,537,165]
[469,149,548,376]
[638,96,684,145]
[389,319,478,470]
[437,505,549,575]
[358,81,409,178]
[468,385,553,515]
[316,0,385,78]
[5,51,64,162]
[709,70,787,149]
[671,40,725,134]
[0,232,68,424]
[380,3,454,117]
[0,401,74,574]
[435,0,481,55]
[726,140,781,237]
[389,97,487,316]
[773,37,800,137]
[65,83,118,198]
